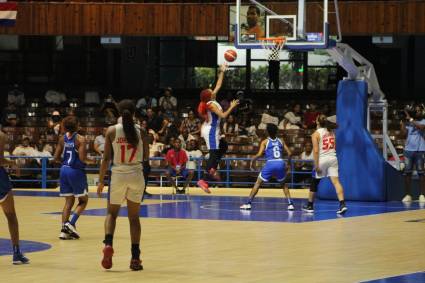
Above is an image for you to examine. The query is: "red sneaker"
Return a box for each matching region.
[197,179,211,194]
[130,258,143,271]
[102,245,114,270]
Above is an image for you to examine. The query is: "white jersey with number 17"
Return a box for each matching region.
[112,123,143,173]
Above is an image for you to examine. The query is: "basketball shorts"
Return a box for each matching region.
[168,168,189,179]
[201,124,220,150]
[0,167,12,203]
[109,169,145,205]
[259,160,286,182]
[403,150,424,175]
[315,156,339,179]
[59,166,88,197]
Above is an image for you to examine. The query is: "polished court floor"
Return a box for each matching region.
[1,187,425,283]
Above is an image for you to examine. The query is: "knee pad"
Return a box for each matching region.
[310,178,320,193]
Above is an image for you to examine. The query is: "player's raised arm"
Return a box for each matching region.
[211,63,228,99]
[209,99,239,120]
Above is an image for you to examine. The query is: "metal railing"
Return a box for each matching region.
[4,156,314,189]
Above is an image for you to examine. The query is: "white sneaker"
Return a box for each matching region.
[64,222,80,239]
[287,203,295,211]
[419,195,425,202]
[240,203,251,210]
[402,195,412,202]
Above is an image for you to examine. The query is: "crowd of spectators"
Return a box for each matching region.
[1,83,423,189]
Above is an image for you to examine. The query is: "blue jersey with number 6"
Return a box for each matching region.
[264,138,283,160]
[62,133,85,169]
[259,138,286,182]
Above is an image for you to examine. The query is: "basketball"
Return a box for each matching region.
[224,49,237,62]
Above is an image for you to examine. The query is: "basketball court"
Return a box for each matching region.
[0,187,424,282]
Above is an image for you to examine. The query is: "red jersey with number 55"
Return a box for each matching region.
[317,128,336,158]
[112,123,143,173]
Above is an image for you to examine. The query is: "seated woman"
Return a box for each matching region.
[222,114,239,136]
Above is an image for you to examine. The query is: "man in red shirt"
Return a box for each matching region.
[165,138,194,193]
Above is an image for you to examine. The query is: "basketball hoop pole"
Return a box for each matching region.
[248,0,294,28]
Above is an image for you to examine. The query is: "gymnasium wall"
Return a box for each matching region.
[1,1,425,36]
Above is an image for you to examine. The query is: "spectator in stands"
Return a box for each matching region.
[281,104,304,129]
[45,88,67,105]
[303,103,320,129]
[219,91,233,112]
[165,138,194,194]
[178,127,195,149]
[179,109,201,136]
[285,103,304,128]
[136,93,157,116]
[35,139,53,167]
[139,119,148,133]
[101,94,119,125]
[400,108,425,202]
[36,134,53,156]
[4,113,19,127]
[146,108,164,133]
[47,110,62,135]
[185,139,203,177]
[12,137,37,177]
[222,114,239,136]
[7,84,25,107]
[258,107,279,130]
[294,143,314,184]
[159,87,177,112]
[146,132,162,168]
[159,116,179,143]
[94,128,107,156]
[239,116,258,138]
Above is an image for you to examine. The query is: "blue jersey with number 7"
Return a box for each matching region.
[62,133,86,169]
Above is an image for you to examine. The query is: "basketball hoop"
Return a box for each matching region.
[259,37,286,61]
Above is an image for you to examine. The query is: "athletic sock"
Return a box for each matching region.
[104,234,114,246]
[308,201,313,207]
[287,198,293,205]
[247,198,253,204]
[131,244,140,260]
[13,245,20,254]
[340,200,346,206]
[70,213,80,226]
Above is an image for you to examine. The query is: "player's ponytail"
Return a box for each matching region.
[198,89,212,121]
[318,114,336,132]
[118,99,139,148]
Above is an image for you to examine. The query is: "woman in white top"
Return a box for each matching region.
[97,99,149,271]
[302,114,347,215]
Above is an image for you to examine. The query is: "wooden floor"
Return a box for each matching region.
[1,187,425,283]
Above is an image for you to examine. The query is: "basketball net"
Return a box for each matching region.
[259,37,286,61]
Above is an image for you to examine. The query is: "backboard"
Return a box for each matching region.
[230,0,336,51]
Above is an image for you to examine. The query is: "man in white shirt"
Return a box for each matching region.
[159,88,177,112]
[94,128,107,156]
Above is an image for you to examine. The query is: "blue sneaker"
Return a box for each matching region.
[13,252,30,265]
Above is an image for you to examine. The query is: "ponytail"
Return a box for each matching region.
[198,89,212,121]
[118,99,139,148]
[198,102,208,121]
